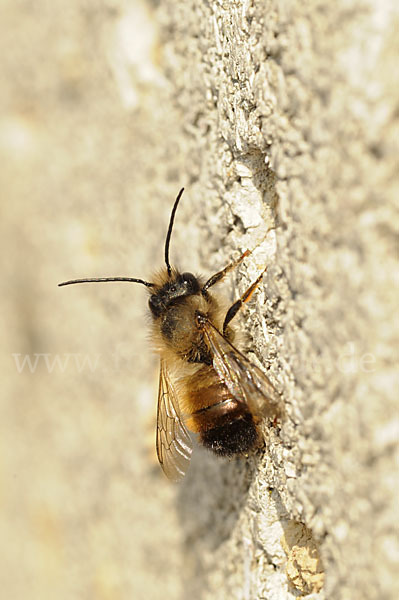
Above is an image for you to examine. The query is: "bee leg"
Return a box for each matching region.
[202,250,251,293]
[222,268,267,335]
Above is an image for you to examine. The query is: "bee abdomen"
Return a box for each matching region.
[184,366,260,456]
[200,411,259,456]
[189,395,259,456]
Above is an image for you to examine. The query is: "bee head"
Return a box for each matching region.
[149,272,200,317]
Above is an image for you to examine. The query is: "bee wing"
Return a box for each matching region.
[200,318,282,420]
[156,360,193,482]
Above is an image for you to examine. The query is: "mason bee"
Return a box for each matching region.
[59,188,282,481]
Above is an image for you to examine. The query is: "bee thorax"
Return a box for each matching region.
[160,303,212,364]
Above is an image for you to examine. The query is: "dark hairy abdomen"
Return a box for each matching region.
[185,366,259,456]
[200,412,258,456]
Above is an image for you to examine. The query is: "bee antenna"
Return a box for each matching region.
[58,277,154,287]
[164,187,184,277]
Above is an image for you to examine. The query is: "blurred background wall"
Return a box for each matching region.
[1,2,194,598]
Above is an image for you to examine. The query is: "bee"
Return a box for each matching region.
[59,188,282,481]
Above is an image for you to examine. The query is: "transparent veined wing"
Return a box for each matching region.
[198,316,283,420]
[156,360,193,482]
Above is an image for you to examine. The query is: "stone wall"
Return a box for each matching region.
[1,1,397,599]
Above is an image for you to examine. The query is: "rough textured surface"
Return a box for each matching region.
[1,1,398,599]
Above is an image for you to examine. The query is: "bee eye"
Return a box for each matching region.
[149,294,162,317]
[181,272,200,293]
